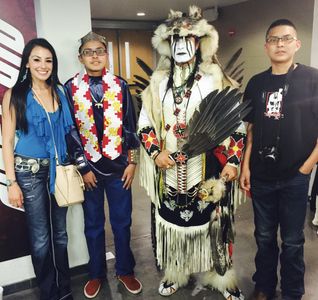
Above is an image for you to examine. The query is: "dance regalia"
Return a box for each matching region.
[139,59,246,286]
[138,6,247,295]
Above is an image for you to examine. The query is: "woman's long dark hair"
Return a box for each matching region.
[10,38,61,133]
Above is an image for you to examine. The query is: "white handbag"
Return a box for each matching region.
[55,164,85,207]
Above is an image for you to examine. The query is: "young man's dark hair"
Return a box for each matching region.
[265,18,297,39]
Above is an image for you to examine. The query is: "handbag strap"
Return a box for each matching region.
[31,88,60,165]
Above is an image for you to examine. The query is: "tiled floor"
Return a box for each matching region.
[3,175,318,300]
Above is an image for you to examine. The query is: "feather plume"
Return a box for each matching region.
[224,48,242,73]
[231,68,244,81]
[229,62,244,78]
[133,80,147,91]
[136,57,153,77]
[134,75,149,86]
[236,76,244,85]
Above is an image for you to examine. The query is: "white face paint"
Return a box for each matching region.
[171,36,196,64]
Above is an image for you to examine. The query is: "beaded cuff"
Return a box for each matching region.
[128,149,138,164]
[138,126,161,160]
[227,132,246,165]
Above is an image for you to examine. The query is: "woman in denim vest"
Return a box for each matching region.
[2,38,74,300]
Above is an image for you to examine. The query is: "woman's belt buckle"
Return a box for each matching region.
[14,156,23,165]
[27,159,40,174]
[41,159,49,166]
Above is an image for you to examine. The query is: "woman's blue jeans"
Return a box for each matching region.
[250,171,310,300]
[16,162,72,300]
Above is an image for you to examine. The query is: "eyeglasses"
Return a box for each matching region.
[81,48,107,57]
[266,35,297,45]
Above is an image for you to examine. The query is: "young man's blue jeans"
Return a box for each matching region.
[16,164,72,300]
[83,175,135,279]
[250,171,310,300]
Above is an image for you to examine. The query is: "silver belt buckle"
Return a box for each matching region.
[15,156,23,165]
[41,159,49,166]
[27,159,40,173]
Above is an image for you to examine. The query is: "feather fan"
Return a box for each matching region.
[182,88,251,158]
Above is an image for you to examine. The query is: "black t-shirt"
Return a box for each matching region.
[244,64,318,181]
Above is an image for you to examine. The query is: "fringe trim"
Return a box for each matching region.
[156,213,213,275]
[313,196,318,225]
[231,180,249,213]
[139,147,159,206]
[199,268,238,293]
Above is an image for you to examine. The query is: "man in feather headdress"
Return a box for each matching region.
[138,5,246,300]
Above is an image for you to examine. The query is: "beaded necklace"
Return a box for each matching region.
[165,73,202,145]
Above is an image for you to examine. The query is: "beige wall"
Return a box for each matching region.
[213,0,315,89]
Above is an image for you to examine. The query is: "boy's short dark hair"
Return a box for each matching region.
[265,19,297,39]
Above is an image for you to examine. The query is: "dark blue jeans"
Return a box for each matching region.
[250,171,310,300]
[83,175,135,279]
[16,164,72,300]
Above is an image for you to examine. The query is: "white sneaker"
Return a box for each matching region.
[158,281,179,296]
[223,288,245,300]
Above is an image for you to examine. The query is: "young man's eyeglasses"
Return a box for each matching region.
[266,35,297,45]
[81,48,107,57]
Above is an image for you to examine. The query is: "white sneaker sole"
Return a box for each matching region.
[83,281,101,299]
[118,277,142,294]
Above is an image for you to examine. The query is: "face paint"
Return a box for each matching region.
[171,36,196,64]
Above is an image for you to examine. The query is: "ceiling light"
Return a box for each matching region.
[137,12,146,16]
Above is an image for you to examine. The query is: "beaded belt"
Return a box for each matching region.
[14,155,50,174]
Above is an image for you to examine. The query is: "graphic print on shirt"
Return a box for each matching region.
[264,88,284,120]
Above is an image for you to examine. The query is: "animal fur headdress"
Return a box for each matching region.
[152,5,219,64]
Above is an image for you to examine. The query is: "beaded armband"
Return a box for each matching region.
[138,126,161,160]
[226,132,246,166]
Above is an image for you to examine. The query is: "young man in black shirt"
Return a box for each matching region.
[240,19,318,300]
